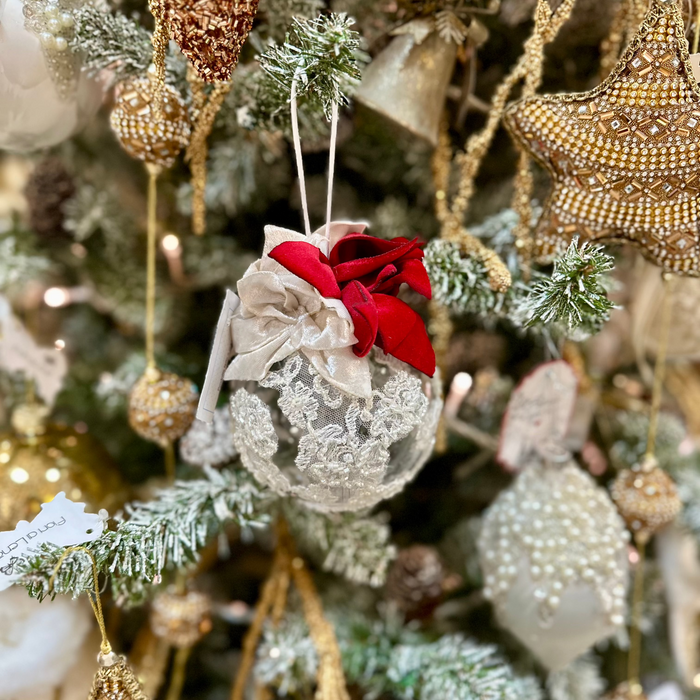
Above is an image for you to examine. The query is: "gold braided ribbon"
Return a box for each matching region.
[145,164,160,372]
[148,0,169,121]
[599,0,650,81]
[185,73,233,235]
[429,0,577,386]
[231,521,349,700]
[50,546,111,657]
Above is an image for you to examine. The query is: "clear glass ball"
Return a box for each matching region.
[230,349,442,512]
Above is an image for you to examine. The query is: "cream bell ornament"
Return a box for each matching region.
[0,0,104,151]
[355,17,459,147]
[198,85,442,513]
[478,362,630,671]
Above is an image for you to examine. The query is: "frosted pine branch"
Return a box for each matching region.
[519,237,615,338]
[17,467,272,605]
[220,14,366,140]
[424,238,536,319]
[71,7,187,88]
[257,609,544,700]
[284,503,397,587]
[0,229,51,290]
[258,13,366,117]
[547,655,606,700]
[71,6,152,81]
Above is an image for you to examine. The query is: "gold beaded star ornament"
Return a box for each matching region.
[505,0,700,275]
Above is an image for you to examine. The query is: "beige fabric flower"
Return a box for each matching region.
[224,224,373,399]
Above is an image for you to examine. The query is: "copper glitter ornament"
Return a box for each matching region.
[110,77,191,170]
[150,589,213,648]
[167,0,259,83]
[611,460,682,542]
[128,369,199,448]
[505,0,700,275]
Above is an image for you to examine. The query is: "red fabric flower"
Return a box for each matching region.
[269,233,435,377]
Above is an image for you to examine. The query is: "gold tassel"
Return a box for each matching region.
[185,78,233,235]
[430,0,576,448]
[445,0,576,268]
[89,657,150,700]
[49,547,151,700]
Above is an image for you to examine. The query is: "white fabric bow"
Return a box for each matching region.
[223,222,373,399]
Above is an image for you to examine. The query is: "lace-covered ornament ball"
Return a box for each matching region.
[478,462,630,670]
[230,349,441,512]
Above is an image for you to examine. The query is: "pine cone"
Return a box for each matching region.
[385,545,459,619]
[24,157,75,241]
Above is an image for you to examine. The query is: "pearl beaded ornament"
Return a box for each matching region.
[0,0,103,151]
[21,0,80,98]
[479,460,630,670]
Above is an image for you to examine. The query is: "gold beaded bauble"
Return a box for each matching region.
[611,461,682,542]
[128,368,199,447]
[0,404,124,530]
[110,77,191,170]
[150,589,212,648]
[602,682,648,700]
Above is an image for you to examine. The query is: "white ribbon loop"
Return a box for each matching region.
[289,78,340,240]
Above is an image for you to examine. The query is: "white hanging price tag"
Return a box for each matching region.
[0,493,107,591]
[689,54,700,83]
[0,295,68,406]
[197,290,240,423]
[497,361,578,471]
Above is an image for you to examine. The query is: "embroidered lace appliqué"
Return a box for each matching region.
[230,350,442,512]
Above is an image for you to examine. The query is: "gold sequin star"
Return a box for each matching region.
[505,0,700,275]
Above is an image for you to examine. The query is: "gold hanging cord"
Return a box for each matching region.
[231,520,349,700]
